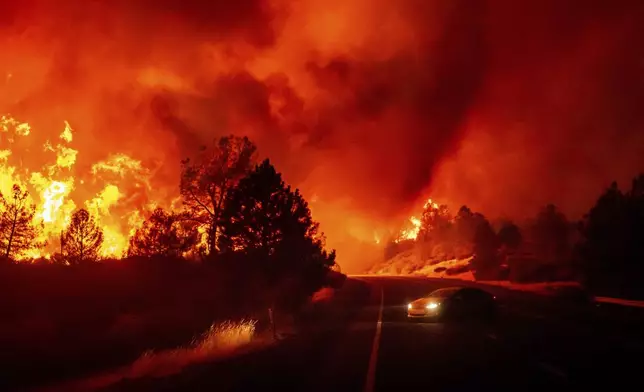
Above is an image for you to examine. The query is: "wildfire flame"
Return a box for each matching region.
[395,198,440,243]
[0,114,159,260]
[41,181,67,223]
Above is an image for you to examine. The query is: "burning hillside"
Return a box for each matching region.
[1,1,643,271]
[0,115,170,259]
[396,198,440,243]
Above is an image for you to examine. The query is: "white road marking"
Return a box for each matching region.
[537,362,568,380]
[364,287,384,392]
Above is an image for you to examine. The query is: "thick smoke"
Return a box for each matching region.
[429,0,644,221]
[1,1,643,271]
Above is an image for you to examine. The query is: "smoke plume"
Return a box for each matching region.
[1,1,643,271]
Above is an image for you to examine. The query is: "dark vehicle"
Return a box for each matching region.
[407,286,497,321]
[547,285,596,306]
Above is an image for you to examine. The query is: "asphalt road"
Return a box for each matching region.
[96,276,644,391]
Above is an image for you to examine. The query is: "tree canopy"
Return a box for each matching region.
[180,135,256,257]
[62,209,104,265]
[470,214,501,280]
[578,175,644,297]
[498,221,522,251]
[530,204,570,264]
[0,184,43,260]
[128,208,199,258]
[219,159,336,305]
[454,206,488,254]
[418,202,452,243]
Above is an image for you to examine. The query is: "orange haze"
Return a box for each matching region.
[1,1,643,272]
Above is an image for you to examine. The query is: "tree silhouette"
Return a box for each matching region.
[453,206,488,255]
[127,208,199,258]
[578,175,644,298]
[0,184,43,260]
[454,206,475,239]
[531,204,570,264]
[219,159,336,306]
[180,135,256,257]
[62,209,104,264]
[470,214,501,280]
[418,202,453,243]
[498,221,522,251]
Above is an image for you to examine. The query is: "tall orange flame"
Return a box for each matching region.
[395,198,440,243]
[0,114,161,260]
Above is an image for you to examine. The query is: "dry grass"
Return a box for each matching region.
[46,319,260,392]
[311,287,335,303]
[370,252,475,280]
[194,319,258,354]
[128,319,258,378]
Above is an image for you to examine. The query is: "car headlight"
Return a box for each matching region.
[407,303,413,310]
[426,302,439,309]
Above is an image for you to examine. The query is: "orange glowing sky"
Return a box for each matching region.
[1,1,643,271]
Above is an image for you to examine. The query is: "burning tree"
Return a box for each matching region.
[219,159,337,309]
[62,209,104,264]
[0,184,43,260]
[127,208,199,258]
[180,135,256,257]
[417,201,452,243]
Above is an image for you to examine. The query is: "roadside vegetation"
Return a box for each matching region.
[0,135,343,389]
[376,174,644,300]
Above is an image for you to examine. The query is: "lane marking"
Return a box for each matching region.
[537,362,568,380]
[364,286,384,392]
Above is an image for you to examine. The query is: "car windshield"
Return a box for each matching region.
[428,287,462,298]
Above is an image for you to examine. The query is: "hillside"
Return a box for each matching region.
[368,247,474,280]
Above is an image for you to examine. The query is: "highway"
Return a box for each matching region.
[99,276,644,391]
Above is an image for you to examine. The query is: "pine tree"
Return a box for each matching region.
[578,175,644,298]
[470,214,501,280]
[180,135,256,256]
[531,204,570,264]
[127,208,198,258]
[418,203,453,243]
[62,209,104,264]
[0,184,43,260]
[498,221,522,251]
[219,159,336,301]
